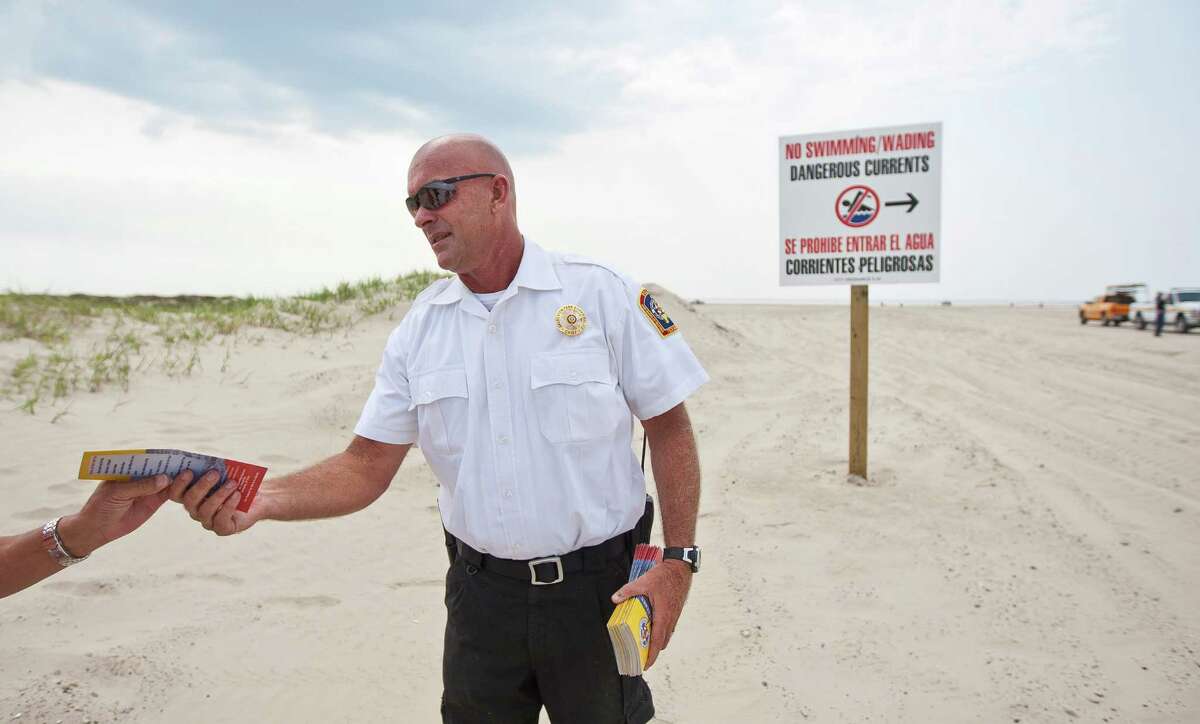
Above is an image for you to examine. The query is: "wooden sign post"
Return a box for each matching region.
[849,285,869,478]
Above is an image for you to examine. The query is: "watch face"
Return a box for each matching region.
[687,547,701,572]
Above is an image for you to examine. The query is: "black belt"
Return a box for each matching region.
[453,533,629,585]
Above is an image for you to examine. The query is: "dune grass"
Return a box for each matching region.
[1,270,446,415]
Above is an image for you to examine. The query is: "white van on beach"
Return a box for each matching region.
[1131,288,1200,333]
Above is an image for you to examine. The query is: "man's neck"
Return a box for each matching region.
[459,235,524,294]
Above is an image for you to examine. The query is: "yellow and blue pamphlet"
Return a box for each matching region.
[78,448,266,512]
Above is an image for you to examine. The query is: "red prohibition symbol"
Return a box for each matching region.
[835,185,881,228]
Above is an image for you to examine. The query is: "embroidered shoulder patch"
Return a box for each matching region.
[638,288,678,338]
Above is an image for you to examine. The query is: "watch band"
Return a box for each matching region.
[662,546,701,573]
[41,517,89,567]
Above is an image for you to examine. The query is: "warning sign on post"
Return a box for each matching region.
[779,122,942,286]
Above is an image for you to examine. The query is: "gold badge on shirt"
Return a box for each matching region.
[555,304,587,336]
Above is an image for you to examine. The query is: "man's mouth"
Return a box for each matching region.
[430,232,451,246]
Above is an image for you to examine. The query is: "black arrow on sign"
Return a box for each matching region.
[885,192,919,213]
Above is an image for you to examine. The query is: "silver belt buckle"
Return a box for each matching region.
[528,556,564,585]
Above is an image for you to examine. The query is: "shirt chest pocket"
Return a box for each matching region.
[530,350,627,444]
[409,367,469,456]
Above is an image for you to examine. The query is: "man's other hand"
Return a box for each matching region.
[611,559,693,669]
[169,469,261,536]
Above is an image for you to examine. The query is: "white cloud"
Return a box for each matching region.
[9,1,1190,303]
[0,79,429,295]
[515,0,1118,300]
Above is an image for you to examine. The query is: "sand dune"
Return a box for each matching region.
[2,295,1198,722]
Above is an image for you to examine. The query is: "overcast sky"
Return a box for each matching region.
[2,1,1197,302]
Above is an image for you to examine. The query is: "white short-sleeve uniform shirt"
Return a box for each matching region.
[354,241,708,559]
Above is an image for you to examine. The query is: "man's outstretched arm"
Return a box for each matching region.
[173,436,411,536]
[612,401,701,669]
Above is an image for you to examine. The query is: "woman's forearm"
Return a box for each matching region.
[0,527,68,599]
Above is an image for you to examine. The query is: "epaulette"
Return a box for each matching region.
[556,253,643,296]
[558,253,628,283]
[560,253,617,270]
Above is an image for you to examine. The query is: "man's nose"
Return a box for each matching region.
[413,205,436,228]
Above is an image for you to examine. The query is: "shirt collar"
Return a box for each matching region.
[428,239,561,307]
[511,240,562,292]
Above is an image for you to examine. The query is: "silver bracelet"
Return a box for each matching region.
[41,517,89,567]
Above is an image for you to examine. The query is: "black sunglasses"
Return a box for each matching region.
[405,173,497,215]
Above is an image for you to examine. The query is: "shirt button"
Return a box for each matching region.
[503,489,513,498]
[487,324,497,334]
[492,380,503,390]
[497,434,510,445]
[424,391,433,401]
[568,370,578,381]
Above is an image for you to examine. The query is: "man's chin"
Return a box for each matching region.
[432,248,459,272]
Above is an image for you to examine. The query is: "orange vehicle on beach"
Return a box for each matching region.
[1079,284,1146,326]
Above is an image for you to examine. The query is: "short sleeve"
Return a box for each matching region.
[353,325,419,444]
[610,280,709,420]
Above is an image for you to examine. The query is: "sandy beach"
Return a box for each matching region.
[2,294,1198,723]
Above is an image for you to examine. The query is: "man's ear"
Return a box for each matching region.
[491,175,509,210]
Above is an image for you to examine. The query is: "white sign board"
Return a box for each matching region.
[779,122,942,286]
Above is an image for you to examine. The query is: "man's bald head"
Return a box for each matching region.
[409,133,514,194]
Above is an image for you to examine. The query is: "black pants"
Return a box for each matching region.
[1155,311,1165,336]
[441,554,655,723]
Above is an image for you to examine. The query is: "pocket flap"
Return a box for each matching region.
[409,367,469,410]
[530,350,612,390]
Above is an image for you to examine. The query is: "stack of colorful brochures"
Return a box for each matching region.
[607,543,662,676]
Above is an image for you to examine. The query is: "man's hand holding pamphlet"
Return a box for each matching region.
[607,544,662,676]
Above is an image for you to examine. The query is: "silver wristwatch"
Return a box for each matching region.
[41,517,89,567]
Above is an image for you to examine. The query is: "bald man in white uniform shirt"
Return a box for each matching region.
[176,134,707,724]
[355,239,705,560]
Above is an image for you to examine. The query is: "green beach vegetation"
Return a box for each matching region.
[1,271,445,415]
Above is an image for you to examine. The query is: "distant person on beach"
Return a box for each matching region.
[173,133,707,723]
[0,474,179,599]
[1155,291,1167,336]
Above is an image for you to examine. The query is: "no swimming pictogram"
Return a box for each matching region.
[836,185,880,228]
